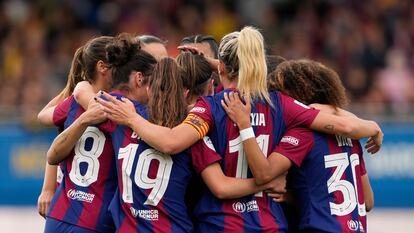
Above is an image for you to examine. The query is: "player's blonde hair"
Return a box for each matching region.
[218,26,270,104]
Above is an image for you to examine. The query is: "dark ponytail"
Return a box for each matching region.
[57,36,113,99]
[57,46,85,99]
[106,33,157,92]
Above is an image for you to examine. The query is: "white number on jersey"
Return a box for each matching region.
[69,126,105,187]
[118,144,173,206]
[229,134,269,197]
[57,165,63,184]
[324,152,366,216]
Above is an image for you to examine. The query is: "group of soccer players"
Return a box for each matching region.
[36,26,383,233]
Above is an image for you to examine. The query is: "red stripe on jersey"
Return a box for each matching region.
[77,137,114,229]
[351,141,367,231]
[118,127,139,232]
[255,103,281,232]
[152,200,171,233]
[49,183,70,220]
[119,218,138,233]
[223,201,244,233]
[223,118,244,232]
[327,137,351,233]
[258,198,280,232]
[49,172,75,220]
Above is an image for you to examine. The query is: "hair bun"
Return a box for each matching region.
[106,33,140,67]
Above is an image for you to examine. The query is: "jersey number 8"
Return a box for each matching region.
[69,126,105,187]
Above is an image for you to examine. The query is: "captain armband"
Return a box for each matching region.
[182,113,210,139]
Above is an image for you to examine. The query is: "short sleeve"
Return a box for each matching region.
[273,128,314,167]
[191,136,222,173]
[184,97,213,139]
[279,92,320,129]
[53,96,73,127]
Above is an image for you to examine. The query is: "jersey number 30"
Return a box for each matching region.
[324,152,366,217]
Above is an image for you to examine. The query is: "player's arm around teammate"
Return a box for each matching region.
[221,91,382,184]
[47,100,106,165]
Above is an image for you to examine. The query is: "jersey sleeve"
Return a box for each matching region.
[273,128,314,167]
[183,97,213,139]
[53,96,73,127]
[279,92,320,129]
[191,136,222,173]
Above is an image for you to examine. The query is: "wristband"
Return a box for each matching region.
[240,127,255,141]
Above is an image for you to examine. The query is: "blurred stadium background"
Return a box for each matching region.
[1,0,414,232]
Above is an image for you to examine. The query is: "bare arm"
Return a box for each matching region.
[310,104,382,153]
[309,112,381,141]
[221,92,292,184]
[38,94,66,126]
[222,92,383,154]
[96,92,200,154]
[37,163,57,218]
[47,100,106,165]
[361,174,374,212]
[200,163,286,199]
[310,104,357,118]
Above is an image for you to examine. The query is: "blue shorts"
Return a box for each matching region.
[44,217,98,233]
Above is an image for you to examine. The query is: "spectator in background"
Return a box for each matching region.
[378,48,414,114]
[1,0,414,120]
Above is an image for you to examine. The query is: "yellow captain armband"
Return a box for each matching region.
[182,113,210,139]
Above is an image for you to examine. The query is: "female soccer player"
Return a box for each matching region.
[97,26,381,232]
[97,26,381,162]
[37,36,113,219]
[178,34,222,92]
[42,36,120,233]
[222,59,377,232]
[176,51,214,108]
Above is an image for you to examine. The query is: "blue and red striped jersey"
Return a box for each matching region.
[103,92,193,233]
[274,128,367,233]
[189,90,319,233]
[48,95,117,233]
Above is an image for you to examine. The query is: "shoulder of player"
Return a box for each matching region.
[281,127,315,147]
[57,94,76,110]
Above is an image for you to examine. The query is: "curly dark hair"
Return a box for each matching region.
[268,59,348,108]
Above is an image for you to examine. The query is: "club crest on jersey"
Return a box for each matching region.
[250,113,265,126]
[347,220,364,232]
[281,136,299,146]
[67,189,95,203]
[232,200,259,213]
